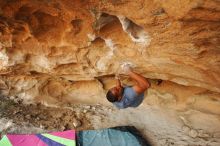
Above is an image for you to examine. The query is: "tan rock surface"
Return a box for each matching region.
[0,0,219,145]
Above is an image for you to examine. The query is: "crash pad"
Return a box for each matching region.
[76,126,151,146]
[0,130,76,146]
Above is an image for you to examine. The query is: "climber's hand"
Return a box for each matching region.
[123,64,132,74]
[118,64,132,75]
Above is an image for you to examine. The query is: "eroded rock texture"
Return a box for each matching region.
[0,0,220,145]
[0,0,219,103]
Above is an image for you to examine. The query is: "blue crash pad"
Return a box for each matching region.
[77,126,151,146]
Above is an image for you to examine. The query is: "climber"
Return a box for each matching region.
[106,64,150,109]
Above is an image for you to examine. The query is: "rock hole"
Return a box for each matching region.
[152,8,165,16]
[92,12,150,46]
[92,12,118,30]
[157,79,163,85]
[71,19,83,35]
[117,16,150,45]
[15,6,33,21]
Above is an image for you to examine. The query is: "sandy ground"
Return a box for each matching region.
[0,97,220,146]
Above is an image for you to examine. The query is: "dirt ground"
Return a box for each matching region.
[0,97,111,135]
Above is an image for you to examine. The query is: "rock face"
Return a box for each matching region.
[0,0,219,103]
[0,0,220,145]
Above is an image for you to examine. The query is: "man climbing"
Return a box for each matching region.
[106,64,150,109]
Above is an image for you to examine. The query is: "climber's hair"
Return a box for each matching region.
[106,90,118,102]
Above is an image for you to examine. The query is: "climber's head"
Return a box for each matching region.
[106,86,123,102]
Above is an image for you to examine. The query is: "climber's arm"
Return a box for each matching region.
[128,71,150,94]
[116,78,122,88]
